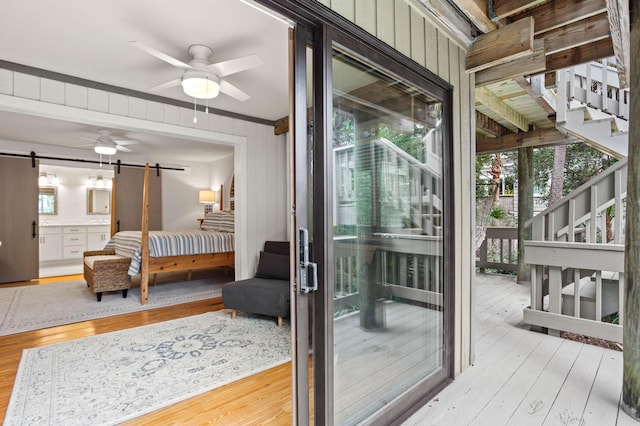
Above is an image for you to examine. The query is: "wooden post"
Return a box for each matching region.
[517,147,533,283]
[140,163,150,305]
[622,5,640,420]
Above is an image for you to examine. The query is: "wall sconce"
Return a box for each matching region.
[39,173,59,186]
[199,189,216,214]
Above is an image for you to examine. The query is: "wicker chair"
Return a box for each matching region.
[83,249,132,302]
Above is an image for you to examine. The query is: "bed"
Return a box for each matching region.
[111,163,235,304]
[106,229,235,277]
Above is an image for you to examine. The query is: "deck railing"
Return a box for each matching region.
[523,241,623,343]
[333,234,443,315]
[523,158,627,343]
[565,60,630,120]
[528,158,627,244]
[476,226,518,273]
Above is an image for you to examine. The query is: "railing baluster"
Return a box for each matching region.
[530,265,540,311]
[601,58,608,112]
[614,169,623,244]
[568,199,576,242]
[618,272,624,326]
[595,270,602,321]
[549,266,563,336]
[574,268,581,318]
[586,63,593,105]
[590,186,597,243]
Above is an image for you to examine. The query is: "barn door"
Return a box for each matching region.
[0,156,39,283]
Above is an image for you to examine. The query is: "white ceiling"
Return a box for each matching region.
[0,0,291,166]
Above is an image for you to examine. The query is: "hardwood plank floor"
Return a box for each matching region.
[0,276,294,425]
[404,273,634,426]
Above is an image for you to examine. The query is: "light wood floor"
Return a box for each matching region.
[0,275,295,425]
[404,273,636,426]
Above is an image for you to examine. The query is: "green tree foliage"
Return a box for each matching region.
[476,154,493,199]
[504,144,616,201]
[376,126,425,162]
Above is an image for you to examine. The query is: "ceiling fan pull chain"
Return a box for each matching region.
[193,97,198,124]
[205,98,209,115]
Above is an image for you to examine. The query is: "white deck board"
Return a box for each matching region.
[403,273,632,426]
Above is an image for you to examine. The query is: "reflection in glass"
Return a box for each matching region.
[38,187,57,215]
[87,188,111,214]
[332,47,445,424]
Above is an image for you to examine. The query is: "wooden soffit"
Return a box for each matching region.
[476,86,529,132]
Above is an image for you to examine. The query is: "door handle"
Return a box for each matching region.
[298,228,318,294]
[32,220,37,239]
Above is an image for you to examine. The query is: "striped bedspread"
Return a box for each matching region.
[105,230,234,276]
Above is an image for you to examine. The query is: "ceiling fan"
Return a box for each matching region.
[80,129,135,156]
[129,41,263,102]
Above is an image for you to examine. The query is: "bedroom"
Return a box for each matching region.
[0,0,291,284]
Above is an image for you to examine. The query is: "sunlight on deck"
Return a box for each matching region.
[404,273,635,426]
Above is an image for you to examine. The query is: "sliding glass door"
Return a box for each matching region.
[285,7,453,424]
[328,38,452,424]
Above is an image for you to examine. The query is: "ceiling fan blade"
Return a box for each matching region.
[219,80,250,102]
[148,78,181,92]
[112,139,138,146]
[129,41,192,69]
[208,55,263,77]
[116,145,132,153]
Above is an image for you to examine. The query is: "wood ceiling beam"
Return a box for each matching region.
[545,37,614,74]
[540,13,610,55]
[511,0,607,35]
[490,0,548,21]
[476,86,529,131]
[466,17,534,73]
[475,39,545,86]
[450,0,497,34]
[476,110,511,137]
[473,31,614,88]
[476,128,579,154]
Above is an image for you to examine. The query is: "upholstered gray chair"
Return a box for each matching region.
[222,241,290,327]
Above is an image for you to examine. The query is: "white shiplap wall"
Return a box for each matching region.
[0,69,289,280]
[317,0,475,374]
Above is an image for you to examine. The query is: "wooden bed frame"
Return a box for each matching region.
[112,163,235,304]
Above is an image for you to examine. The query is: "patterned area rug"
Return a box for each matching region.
[5,311,291,425]
[0,277,226,336]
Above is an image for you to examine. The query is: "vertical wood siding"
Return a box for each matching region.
[320,0,475,374]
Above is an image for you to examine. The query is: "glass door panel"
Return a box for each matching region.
[331,46,446,425]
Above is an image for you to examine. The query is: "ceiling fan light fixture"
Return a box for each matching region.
[181,71,220,99]
[94,141,117,156]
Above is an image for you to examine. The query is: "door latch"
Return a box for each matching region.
[298,228,318,294]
